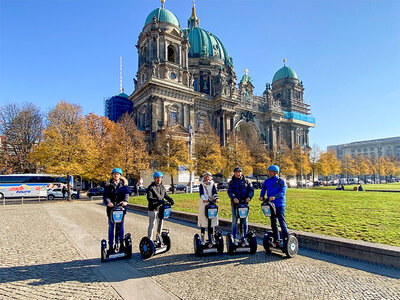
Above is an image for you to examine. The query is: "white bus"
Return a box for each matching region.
[0,174,67,199]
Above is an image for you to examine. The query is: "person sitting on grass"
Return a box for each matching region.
[259,165,288,247]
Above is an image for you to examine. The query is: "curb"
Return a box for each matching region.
[126,203,400,268]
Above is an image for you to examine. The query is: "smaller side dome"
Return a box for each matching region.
[272,66,298,83]
[144,8,180,28]
[118,92,129,98]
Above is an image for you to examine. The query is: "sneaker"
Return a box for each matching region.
[201,234,206,246]
[211,236,216,245]
[234,239,239,246]
[244,239,249,247]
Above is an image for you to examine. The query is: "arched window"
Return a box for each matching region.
[167,45,176,63]
[169,105,179,126]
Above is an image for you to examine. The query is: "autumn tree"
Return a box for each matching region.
[117,113,150,180]
[340,154,356,180]
[0,102,43,173]
[221,130,253,178]
[271,145,296,177]
[353,154,370,182]
[309,144,321,182]
[151,126,190,193]
[84,113,122,183]
[30,101,93,200]
[194,120,224,175]
[291,146,312,183]
[247,135,271,177]
[316,150,341,182]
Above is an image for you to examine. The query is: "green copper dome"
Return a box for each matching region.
[118,92,129,98]
[272,66,298,83]
[145,8,180,28]
[183,27,230,66]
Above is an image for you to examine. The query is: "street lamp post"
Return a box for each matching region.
[377,143,382,184]
[297,128,304,188]
[188,125,193,193]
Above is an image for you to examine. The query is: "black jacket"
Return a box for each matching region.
[103,177,129,216]
[227,175,254,205]
[147,182,173,211]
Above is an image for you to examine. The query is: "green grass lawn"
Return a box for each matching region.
[130,188,400,247]
[314,182,400,191]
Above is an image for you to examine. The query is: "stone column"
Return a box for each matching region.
[156,36,160,60]
[151,98,158,135]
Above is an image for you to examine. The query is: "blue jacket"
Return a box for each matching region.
[227,175,254,205]
[260,176,287,208]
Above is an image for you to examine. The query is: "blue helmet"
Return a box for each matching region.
[233,167,242,172]
[153,171,164,179]
[111,168,123,175]
[268,165,280,173]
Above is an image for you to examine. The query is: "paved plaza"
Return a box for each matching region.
[1,201,399,300]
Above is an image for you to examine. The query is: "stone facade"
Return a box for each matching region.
[130,3,315,149]
[328,136,400,160]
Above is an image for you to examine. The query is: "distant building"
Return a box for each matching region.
[104,92,133,122]
[328,137,400,160]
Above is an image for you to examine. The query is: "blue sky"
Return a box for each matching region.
[1,0,399,150]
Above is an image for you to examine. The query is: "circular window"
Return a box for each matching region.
[170,72,176,79]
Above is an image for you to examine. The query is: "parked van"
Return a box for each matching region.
[348,178,359,185]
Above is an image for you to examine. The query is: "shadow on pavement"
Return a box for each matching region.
[95,202,400,280]
[130,251,281,278]
[0,251,282,286]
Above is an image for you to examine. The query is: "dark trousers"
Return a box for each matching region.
[108,218,124,248]
[270,206,288,241]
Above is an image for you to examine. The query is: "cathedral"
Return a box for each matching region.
[129,1,315,150]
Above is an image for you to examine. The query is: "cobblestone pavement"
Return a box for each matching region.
[0,204,122,300]
[1,201,400,300]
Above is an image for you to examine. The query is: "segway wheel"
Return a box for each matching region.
[101,239,107,263]
[193,234,202,256]
[284,234,299,258]
[263,232,272,254]
[161,231,171,252]
[124,233,132,259]
[226,233,235,255]
[215,231,224,254]
[248,232,257,254]
[139,237,155,259]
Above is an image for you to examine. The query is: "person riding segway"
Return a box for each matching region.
[226,167,257,254]
[193,172,224,256]
[139,171,174,259]
[101,168,132,262]
[259,165,298,258]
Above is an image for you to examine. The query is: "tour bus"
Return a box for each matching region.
[0,174,67,199]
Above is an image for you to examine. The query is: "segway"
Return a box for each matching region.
[193,200,224,256]
[101,204,132,262]
[226,201,257,254]
[261,200,298,258]
[139,202,172,259]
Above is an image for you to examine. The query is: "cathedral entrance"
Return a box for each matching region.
[235,122,260,144]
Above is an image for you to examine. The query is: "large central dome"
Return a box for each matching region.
[182,2,231,66]
[183,27,230,66]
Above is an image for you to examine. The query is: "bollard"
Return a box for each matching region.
[3,197,5,206]
[39,195,41,203]
[90,196,93,201]
[22,196,24,204]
